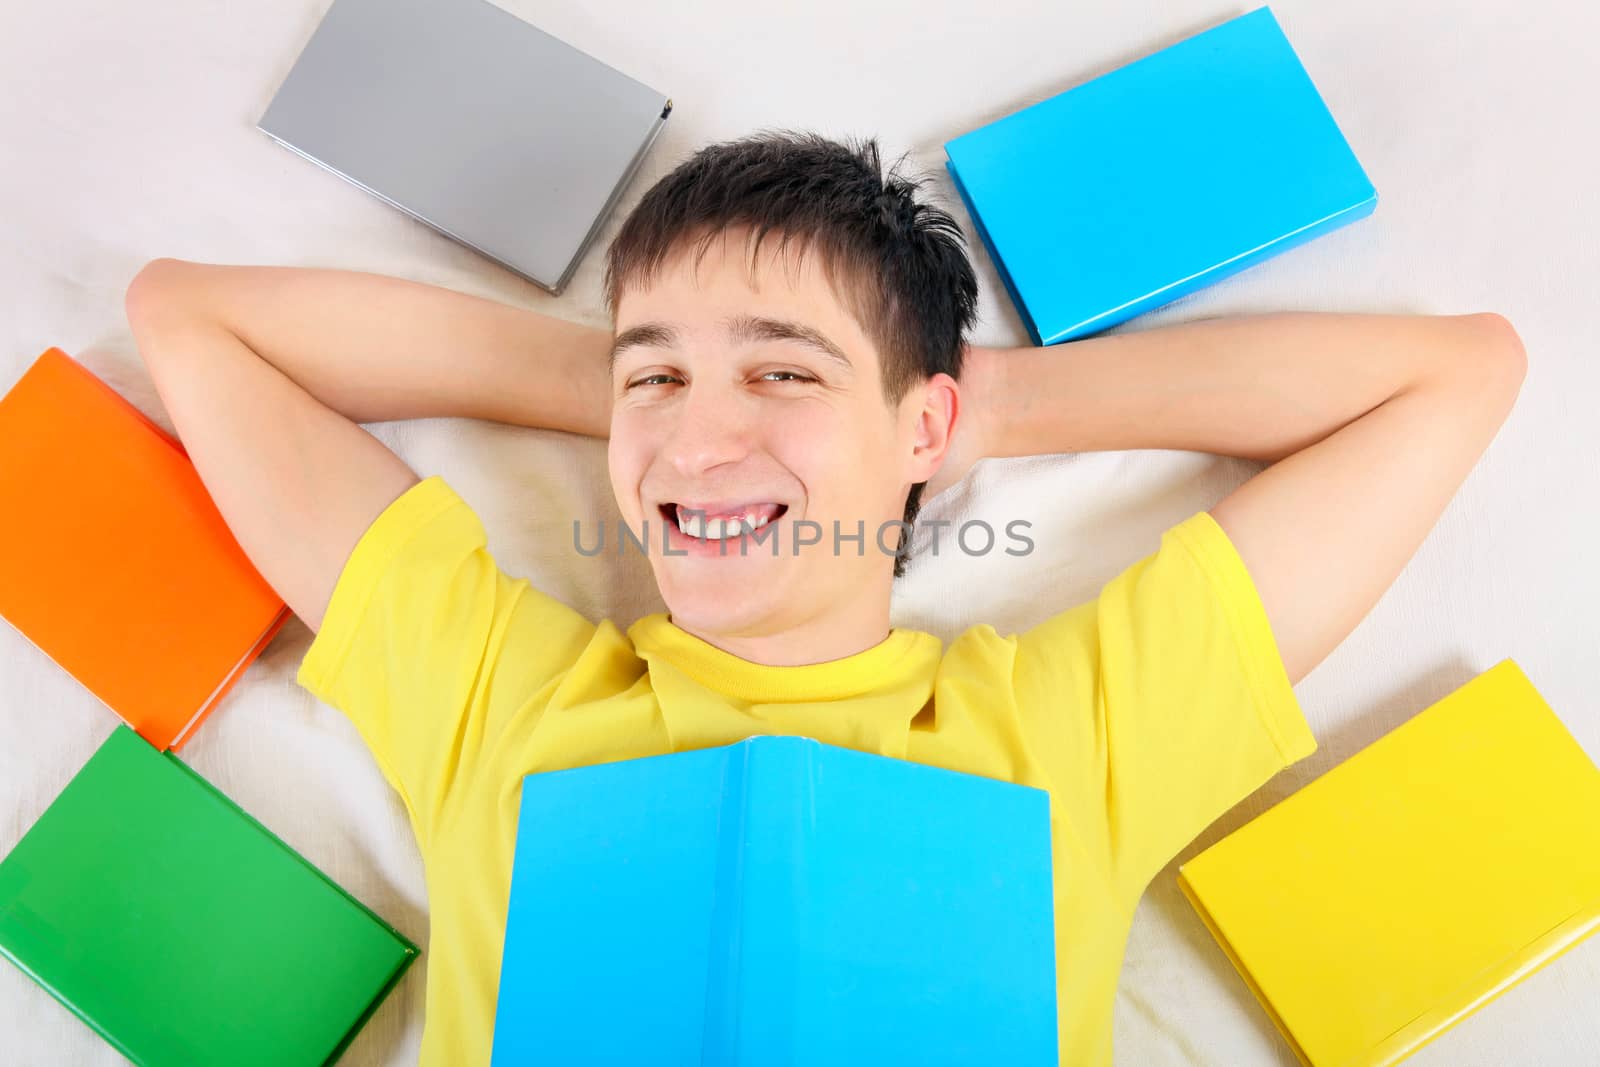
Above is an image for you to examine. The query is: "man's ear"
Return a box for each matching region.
[907,373,959,484]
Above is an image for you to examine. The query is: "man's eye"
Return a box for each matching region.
[627,374,678,388]
[762,370,815,383]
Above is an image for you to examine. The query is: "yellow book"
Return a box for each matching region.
[1178,658,1600,1066]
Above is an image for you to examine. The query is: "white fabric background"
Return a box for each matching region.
[2,0,1596,1063]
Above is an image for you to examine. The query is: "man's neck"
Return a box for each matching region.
[673,599,895,668]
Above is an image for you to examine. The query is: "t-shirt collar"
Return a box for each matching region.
[626,612,926,704]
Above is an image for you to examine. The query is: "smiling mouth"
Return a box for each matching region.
[658,502,789,541]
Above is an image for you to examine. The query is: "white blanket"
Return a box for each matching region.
[3,0,1596,1063]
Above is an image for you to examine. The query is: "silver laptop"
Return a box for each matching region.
[258,0,672,294]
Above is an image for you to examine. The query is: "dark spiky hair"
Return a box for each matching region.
[602,130,980,576]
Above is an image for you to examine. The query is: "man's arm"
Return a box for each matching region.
[957,310,1526,685]
[124,258,614,633]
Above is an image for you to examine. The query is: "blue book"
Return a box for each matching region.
[944,6,1377,345]
[491,736,1057,1065]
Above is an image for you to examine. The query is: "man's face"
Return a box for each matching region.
[607,230,950,648]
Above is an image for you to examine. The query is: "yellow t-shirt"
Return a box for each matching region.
[297,476,1316,1066]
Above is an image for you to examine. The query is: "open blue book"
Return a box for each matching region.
[945,6,1377,345]
[491,736,1057,1065]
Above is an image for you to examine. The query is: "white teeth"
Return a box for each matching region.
[673,506,779,540]
[705,517,741,540]
[676,513,743,540]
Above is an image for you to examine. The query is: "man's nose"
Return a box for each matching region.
[661,383,754,477]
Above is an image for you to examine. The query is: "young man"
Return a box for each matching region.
[124,132,1525,1065]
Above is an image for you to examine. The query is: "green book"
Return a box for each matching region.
[0,726,418,1064]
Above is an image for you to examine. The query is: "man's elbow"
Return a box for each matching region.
[1463,312,1529,397]
[125,258,204,341]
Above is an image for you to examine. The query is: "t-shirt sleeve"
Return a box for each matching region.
[295,475,598,846]
[1010,509,1317,914]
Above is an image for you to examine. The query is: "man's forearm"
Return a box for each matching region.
[127,258,614,436]
[980,311,1516,464]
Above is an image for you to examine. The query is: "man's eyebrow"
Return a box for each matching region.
[608,315,854,374]
[725,314,854,373]
[608,322,677,374]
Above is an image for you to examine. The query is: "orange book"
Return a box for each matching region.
[0,347,290,750]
